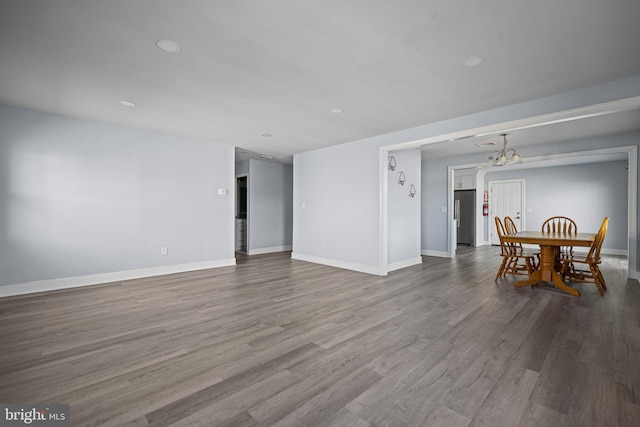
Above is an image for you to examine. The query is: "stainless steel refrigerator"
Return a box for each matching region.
[454,190,476,246]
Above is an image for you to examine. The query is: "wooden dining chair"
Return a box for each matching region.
[560,217,609,296]
[504,216,540,269]
[494,216,536,281]
[542,216,577,258]
[494,216,510,281]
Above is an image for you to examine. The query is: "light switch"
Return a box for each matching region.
[218,188,228,195]
[441,206,447,213]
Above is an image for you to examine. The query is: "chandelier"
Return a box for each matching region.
[486,133,522,166]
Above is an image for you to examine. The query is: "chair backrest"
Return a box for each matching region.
[495,216,516,256]
[587,217,609,263]
[542,216,577,234]
[503,216,524,252]
[495,216,507,255]
[504,216,518,234]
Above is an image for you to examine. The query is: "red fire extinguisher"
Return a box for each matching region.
[483,191,489,216]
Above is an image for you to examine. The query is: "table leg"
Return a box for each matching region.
[514,244,580,296]
[514,269,541,287]
[551,270,580,296]
[539,245,555,282]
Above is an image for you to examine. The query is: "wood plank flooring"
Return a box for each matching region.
[1,246,639,426]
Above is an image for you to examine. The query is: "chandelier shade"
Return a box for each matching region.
[486,134,523,166]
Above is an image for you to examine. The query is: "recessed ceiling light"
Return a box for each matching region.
[261,133,273,137]
[462,55,485,67]
[156,39,182,53]
[258,155,273,160]
[118,100,136,107]
[329,107,344,114]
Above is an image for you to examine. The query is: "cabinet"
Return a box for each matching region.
[455,174,475,190]
[235,218,247,252]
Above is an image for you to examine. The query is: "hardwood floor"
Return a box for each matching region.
[1,246,639,426]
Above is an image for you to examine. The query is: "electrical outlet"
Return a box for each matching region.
[160,246,168,255]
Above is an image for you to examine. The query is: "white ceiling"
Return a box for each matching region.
[1,1,640,163]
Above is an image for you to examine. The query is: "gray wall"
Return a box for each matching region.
[235,159,249,175]
[484,159,629,250]
[248,159,293,252]
[422,156,449,254]
[388,149,421,265]
[0,104,235,287]
[292,143,420,272]
[293,138,380,270]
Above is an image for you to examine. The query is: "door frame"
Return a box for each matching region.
[488,179,525,245]
[235,173,248,253]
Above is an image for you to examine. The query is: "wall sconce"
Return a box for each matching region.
[409,184,416,198]
[388,155,396,171]
[398,171,405,185]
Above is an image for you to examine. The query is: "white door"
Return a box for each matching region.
[489,180,524,245]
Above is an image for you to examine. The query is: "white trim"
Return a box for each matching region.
[421,249,451,258]
[568,247,627,256]
[388,257,423,272]
[627,145,638,278]
[291,252,379,275]
[426,245,627,257]
[602,248,628,257]
[379,149,389,276]
[0,259,237,298]
[447,166,455,257]
[387,96,640,152]
[475,170,487,247]
[247,245,292,255]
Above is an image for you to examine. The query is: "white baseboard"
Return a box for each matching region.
[600,248,627,256]
[566,247,627,256]
[0,258,237,298]
[291,252,380,275]
[247,245,292,255]
[388,257,423,272]
[474,242,627,257]
[421,249,451,258]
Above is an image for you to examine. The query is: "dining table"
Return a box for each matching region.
[501,231,596,296]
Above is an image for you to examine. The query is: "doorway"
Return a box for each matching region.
[488,179,524,245]
[454,189,476,246]
[235,175,248,253]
